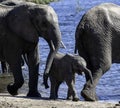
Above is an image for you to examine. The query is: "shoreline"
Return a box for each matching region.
[0,93,119,108]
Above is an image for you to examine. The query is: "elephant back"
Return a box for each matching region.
[6,3,39,43]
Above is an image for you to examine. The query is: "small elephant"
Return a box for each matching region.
[43,53,93,101]
[75,3,120,101]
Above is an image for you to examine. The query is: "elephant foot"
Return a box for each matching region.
[67,96,79,101]
[49,95,57,100]
[67,96,72,100]
[7,83,18,96]
[27,91,41,97]
[81,89,98,101]
[72,97,79,101]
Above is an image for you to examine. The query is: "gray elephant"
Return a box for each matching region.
[75,3,120,101]
[0,61,9,73]
[0,0,24,6]
[0,0,26,74]
[43,53,93,101]
[0,2,61,97]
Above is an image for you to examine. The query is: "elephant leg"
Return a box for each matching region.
[26,45,41,97]
[67,76,75,100]
[55,81,62,99]
[81,57,111,101]
[1,61,9,73]
[49,77,57,99]
[7,56,24,96]
[67,88,72,100]
[81,69,103,101]
[66,78,79,101]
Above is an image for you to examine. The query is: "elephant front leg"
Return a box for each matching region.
[7,58,24,96]
[66,77,79,101]
[26,45,41,97]
[55,81,62,99]
[67,88,73,100]
[49,77,58,99]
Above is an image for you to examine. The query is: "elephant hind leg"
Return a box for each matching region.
[66,79,79,101]
[81,55,112,101]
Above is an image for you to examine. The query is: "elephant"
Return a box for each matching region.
[0,2,61,97]
[0,61,9,73]
[0,0,24,6]
[43,52,93,101]
[74,3,120,101]
[0,54,27,73]
[0,0,26,74]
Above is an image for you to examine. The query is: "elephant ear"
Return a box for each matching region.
[7,6,39,43]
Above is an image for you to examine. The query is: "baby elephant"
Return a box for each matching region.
[43,53,93,101]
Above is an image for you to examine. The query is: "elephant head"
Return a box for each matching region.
[71,55,93,84]
[6,3,61,75]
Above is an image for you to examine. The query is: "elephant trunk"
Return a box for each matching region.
[44,25,61,76]
[74,42,78,54]
[43,32,61,88]
[43,73,49,89]
[84,68,94,84]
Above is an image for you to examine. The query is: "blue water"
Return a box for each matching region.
[43,0,120,102]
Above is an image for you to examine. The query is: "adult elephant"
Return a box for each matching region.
[0,0,26,74]
[0,0,24,6]
[75,3,120,101]
[0,2,61,97]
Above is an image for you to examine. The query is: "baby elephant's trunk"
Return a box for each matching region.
[43,74,49,89]
[84,68,93,84]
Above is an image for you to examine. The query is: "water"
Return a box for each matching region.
[1,0,119,102]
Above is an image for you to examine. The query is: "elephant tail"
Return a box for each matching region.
[42,73,49,89]
[74,22,85,55]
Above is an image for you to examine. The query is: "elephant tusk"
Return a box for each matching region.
[50,40,55,51]
[74,44,78,54]
[60,41,66,49]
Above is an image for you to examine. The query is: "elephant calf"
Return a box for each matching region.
[43,53,93,101]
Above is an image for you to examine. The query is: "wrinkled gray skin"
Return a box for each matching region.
[75,3,120,101]
[0,3,61,97]
[0,0,25,73]
[43,53,93,101]
[0,0,25,6]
